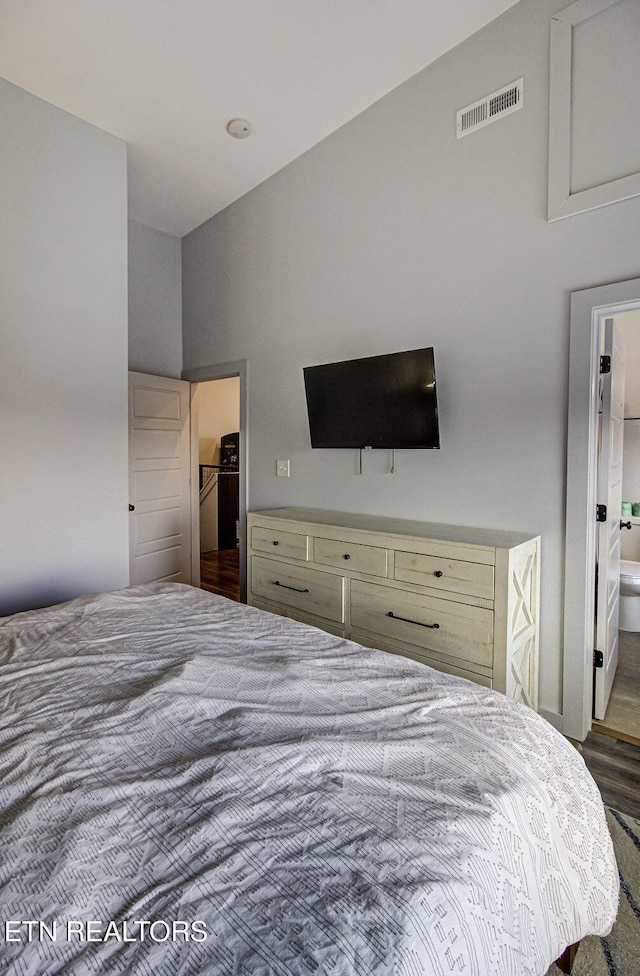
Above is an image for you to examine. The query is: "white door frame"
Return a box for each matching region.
[182,360,249,602]
[563,277,640,741]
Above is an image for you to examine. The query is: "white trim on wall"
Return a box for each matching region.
[548,0,640,221]
[563,277,640,741]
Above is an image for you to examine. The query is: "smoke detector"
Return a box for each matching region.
[226,118,251,139]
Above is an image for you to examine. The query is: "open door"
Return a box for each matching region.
[129,372,192,585]
[594,319,625,719]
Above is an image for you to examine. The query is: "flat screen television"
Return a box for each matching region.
[303,347,440,449]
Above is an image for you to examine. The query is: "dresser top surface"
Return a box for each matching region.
[249,508,539,551]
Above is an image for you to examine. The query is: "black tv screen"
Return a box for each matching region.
[303,347,439,449]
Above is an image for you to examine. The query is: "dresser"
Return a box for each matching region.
[247,508,540,709]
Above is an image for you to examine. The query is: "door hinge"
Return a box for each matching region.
[596,504,607,522]
[600,355,611,374]
[594,649,604,668]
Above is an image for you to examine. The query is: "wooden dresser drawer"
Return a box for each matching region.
[251,556,344,623]
[355,632,493,688]
[350,579,494,670]
[314,537,388,577]
[251,525,309,561]
[394,550,494,601]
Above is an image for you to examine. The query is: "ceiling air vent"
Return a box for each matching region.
[456,78,523,138]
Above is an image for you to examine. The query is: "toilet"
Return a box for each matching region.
[619,559,640,631]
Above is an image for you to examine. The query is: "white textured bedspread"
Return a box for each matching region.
[0,583,617,975]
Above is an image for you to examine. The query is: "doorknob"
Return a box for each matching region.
[129,504,135,512]
[620,520,632,530]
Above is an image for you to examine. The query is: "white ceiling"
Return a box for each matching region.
[0,0,519,238]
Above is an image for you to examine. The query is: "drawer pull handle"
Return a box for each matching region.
[272,540,279,546]
[433,570,443,577]
[343,554,351,560]
[274,580,309,594]
[387,611,439,629]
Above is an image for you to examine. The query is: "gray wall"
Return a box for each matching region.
[129,219,182,378]
[182,0,640,722]
[0,80,129,615]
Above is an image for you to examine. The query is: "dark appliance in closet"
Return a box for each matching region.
[217,432,239,550]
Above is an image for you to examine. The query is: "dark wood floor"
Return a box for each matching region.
[592,629,640,743]
[200,549,240,602]
[579,731,640,819]
[583,630,640,819]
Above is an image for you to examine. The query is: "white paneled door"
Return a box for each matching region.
[128,372,192,585]
[594,319,625,720]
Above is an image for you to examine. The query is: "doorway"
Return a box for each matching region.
[193,378,241,601]
[183,359,249,603]
[592,310,640,743]
[563,278,640,742]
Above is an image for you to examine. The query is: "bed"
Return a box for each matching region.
[0,582,618,975]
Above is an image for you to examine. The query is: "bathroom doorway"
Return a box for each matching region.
[563,278,640,743]
[592,308,640,743]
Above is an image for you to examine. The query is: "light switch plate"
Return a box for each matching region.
[276,459,290,477]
